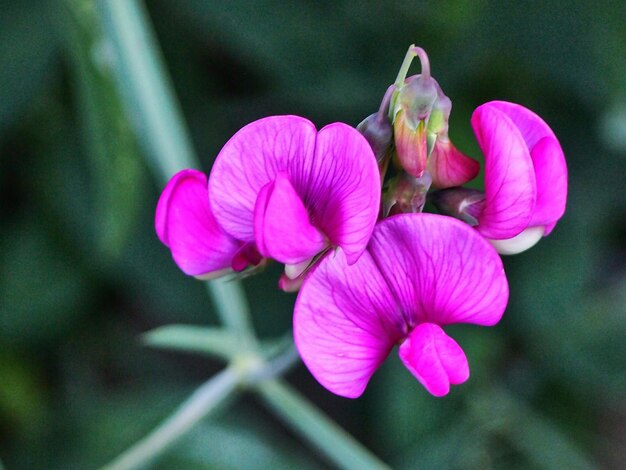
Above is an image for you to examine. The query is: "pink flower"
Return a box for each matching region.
[156,116,380,281]
[155,169,261,278]
[294,213,509,398]
[208,115,380,271]
[471,101,568,254]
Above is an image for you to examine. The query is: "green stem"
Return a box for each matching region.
[96,0,195,179]
[394,44,418,88]
[205,278,256,349]
[256,380,390,470]
[96,0,254,339]
[101,367,241,470]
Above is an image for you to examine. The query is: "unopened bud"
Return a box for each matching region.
[390,46,439,177]
[426,85,479,188]
[357,84,395,163]
[393,112,428,177]
[357,112,393,162]
[390,46,479,185]
[383,171,432,216]
[430,188,485,226]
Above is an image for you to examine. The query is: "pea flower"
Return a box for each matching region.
[433,101,568,255]
[294,213,509,398]
[208,115,380,278]
[156,115,380,282]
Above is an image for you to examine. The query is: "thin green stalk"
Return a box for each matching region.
[95,0,195,178]
[256,380,391,470]
[96,0,253,339]
[205,278,256,348]
[102,367,241,470]
[142,325,242,361]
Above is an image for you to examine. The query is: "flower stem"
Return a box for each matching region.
[394,44,418,88]
[101,367,241,470]
[96,0,254,340]
[256,380,391,470]
[412,46,431,80]
[205,278,256,349]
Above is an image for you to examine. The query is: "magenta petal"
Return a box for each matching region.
[483,101,567,236]
[155,169,241,277]
[209,116,317,242]
[368,214,509,326]
[209,117,379,264]
[294,249,405,398]
[398,323,469,397]
[298,123,380,265]
[488,101,556,149]
[529,137,568,234]
[471,104,536,239]
[428,139,480,189]
[253,172,326,264]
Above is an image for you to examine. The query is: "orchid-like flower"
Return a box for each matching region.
[156,115,380,284]
[294,213,509,398]
[433,101,568,254]
[208,115,380,284]
[155,169,262,278]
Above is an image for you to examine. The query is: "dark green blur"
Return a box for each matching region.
[1,0,624,468]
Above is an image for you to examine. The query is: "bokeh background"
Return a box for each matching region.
[1,0,625,468]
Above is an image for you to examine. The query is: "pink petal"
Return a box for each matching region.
[294,122,380,265]
[368,214,509,327]
[487,101,557,149]
[529,137,568,234]
[253,172,326,264]
[209,116,317,242]
[471,104,537,239]
[486,101,567,235]
[155,169,242,277]
[428,139,480,189]
[393,111,428,177]
[294,249,405,398]
[398,323,469,397]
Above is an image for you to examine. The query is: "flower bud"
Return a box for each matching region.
[383,171,432,216]
[430,187,485,226]
[390,46,479,185]
[426,88,479,188]
[357,111,393,162]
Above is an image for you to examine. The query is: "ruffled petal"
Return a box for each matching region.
[487,101,556,149]
[398,323,469,397]
[209,116,317,242]
[209,117,379,265]
[155,169,241,277]
[253,172,326,264]
[428,139,480,189]
[471,104,536,239]
[368,214,509,327]
[297,123,380,265]
[294,249,405,398]
[483,102,568,236]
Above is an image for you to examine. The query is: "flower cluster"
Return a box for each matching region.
[156,45,567,398]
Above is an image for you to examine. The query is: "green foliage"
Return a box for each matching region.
[0,0,624,468]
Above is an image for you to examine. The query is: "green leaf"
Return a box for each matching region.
[142,325,242,360]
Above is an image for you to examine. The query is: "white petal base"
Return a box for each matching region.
[489,225,545,255]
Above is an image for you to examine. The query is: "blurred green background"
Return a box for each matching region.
[1,0,625,468]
